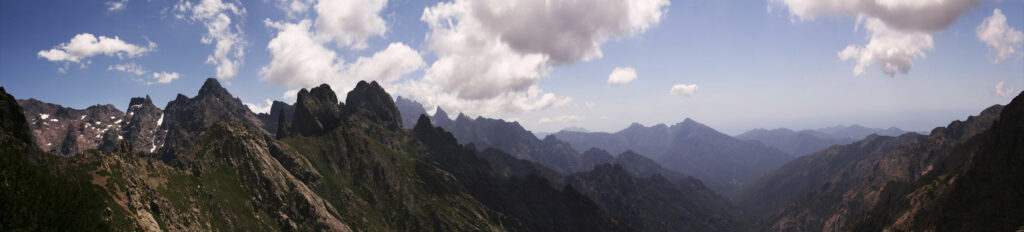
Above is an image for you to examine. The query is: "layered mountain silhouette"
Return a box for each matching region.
[736,125,909,157]
[554,120,792,196]
[737,99,1014,231]
[5,78,1021,231]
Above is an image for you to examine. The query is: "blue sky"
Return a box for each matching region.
[1,0,1021,135]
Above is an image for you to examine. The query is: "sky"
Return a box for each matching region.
[1,0,1022,135]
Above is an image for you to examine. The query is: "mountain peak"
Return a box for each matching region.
[129,95,153,107]
[435,107,450,120]
[197,78,230,98]
[344,80,401,130]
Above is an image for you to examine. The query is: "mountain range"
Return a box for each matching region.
[3,79,1021,231]
[551,120,792,196]
[736,97,1019,231]
[735,125,909,157]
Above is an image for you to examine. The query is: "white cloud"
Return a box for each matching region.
[977,9,1024,64]
[996,81,1016,98]
[584,102,596,108]
[106,0,128,12]
[245,98,274,114]
[608,66,638,85]
[275,0,314,18]
[396,81,571,117]
[771,0,981,32]
[669,84,698,96]
[174,0,247,80]
[283,89,300,103]
[150,72,180,84]
[37,33,155,65]
[314,0,387,49]
[539,114,584,124]
[345,43,425,84]
[838,17,933,76]
[771,0,980,76]
[108,62,147,75]
[262,19,343,88]
[405,0,668,116]
[261,19,423,100]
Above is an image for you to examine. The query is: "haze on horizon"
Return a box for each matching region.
[1,0,1022,135]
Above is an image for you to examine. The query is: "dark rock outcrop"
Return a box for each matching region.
[291,84,343,136]
[160,78,264,161]
[343,81,401,130]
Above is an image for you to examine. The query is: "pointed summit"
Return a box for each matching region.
[343,80,401,130]
[197,78,231,99]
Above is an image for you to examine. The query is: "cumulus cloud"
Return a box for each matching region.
[406,0,668,116]
[345,43,425,84]
[150,72,180,84]
[539,114,584,124]
[996,81,1016,98]
[37,33,155,65]
[977,9,1024,64]
[771,0,981,32]
[108,63,147,75]
[262,19,343,88]
[838,17,934,76]
[274,0,314,18]
[771,0,981,76]
[314,0,387,49]
[608,66,637,84]
[245,98,274,114]
[669,84,698,96]
[106,0,128,11]
[174,0,247,80]
[261,19,423,100]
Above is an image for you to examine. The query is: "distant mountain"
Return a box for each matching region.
[812,124,908,140]
[737,103,1006,231]
[579,148,685,181]
[554,119,792,196]
[395,96,426,129]
[395,98,583,173]
[566,164,746,232]
[736,128,856,157]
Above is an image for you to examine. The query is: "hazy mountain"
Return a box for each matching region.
[813,124,908,140]
[738,103,1006,231]
[413,115,636,231]
[395,98,583,174]
[736,128,856,157]
[555,119,792,196]
[566,164,746,231]
[395,96,427,129]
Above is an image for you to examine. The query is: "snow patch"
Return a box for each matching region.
[156,113,164,127]
[50,118,58,122]
[118,135,123,140]
[80,115,86,120]
[40,114,49,120]
[114,119,122,124]
[110,116,116,120]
